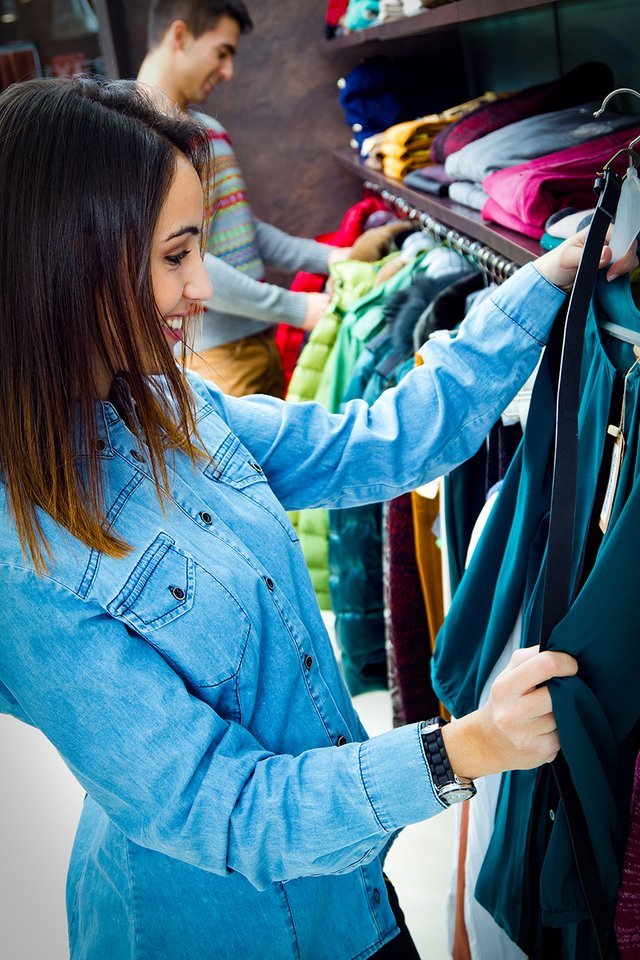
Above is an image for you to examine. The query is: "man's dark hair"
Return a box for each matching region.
[148,0,253,48]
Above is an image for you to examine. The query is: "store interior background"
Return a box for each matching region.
[1,1,640,957]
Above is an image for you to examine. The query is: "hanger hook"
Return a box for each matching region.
[594,87,640,117]
[603,146,640,172]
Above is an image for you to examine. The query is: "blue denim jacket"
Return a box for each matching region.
[0,264,564,960]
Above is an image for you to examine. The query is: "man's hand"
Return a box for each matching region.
[535,227,639,291]
[441,646,578,781]
[301,291,331,331]
[329,221,416,265]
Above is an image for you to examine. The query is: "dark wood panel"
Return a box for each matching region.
[210,1,362,237]
[117,0,361,239]
[324,0,556,50]
[334,148,542,265]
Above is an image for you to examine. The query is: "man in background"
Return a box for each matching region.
[138,0,400,396]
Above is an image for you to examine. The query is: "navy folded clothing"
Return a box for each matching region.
[404,165,453,196]
[338,54,464,147]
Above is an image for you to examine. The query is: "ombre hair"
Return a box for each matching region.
[0,77,212,571]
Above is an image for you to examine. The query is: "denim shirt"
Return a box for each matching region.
[0,264,564,960]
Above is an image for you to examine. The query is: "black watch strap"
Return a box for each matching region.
[420,717,477,806]
[420,717,454,789]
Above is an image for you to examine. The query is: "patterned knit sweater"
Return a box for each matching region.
[192,112,331,348]
[200,113,263,278]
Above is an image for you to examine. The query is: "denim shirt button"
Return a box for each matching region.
[96,439,106,452]
[250,462,263,473]
[263,576,275,591]
[169,585,186,601]
[336,735,348,747]
[372,888,381,905]
[304,655,313,670]
[199,511,213,525]
[130,449,145,463]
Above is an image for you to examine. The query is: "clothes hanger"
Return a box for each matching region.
[592,89,640,346]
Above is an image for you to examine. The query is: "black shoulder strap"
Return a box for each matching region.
[539,169,622,960]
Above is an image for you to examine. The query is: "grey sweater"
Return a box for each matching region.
[199,221,332,349]
[191,111,331,350]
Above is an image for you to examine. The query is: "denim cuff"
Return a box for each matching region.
[357,722,447,834]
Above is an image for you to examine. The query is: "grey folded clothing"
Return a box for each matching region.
[449,180,488,211]
[404,165,453,196]
[444,101,639,184]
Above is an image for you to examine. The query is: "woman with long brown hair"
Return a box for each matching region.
[0,77,629,960]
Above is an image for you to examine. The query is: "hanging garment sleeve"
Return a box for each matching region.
[536,169,622,960]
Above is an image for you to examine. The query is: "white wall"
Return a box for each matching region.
[0,715,84,960]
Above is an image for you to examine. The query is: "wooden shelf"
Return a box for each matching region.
[325,0,556,50]
[334,148,542,266]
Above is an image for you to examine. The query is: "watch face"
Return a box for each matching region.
[438,782,477,805]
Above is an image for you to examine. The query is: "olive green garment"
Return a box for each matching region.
[432,274,640,957]
[287,259,379,608]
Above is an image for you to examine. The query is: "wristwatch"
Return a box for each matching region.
[420,717,477,806]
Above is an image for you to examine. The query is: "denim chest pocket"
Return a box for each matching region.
[203,435,299,542]
[107,533,251,688]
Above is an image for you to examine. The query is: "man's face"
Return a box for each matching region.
[177,15,241,105]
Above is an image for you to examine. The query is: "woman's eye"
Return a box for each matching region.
[166,250,190,266]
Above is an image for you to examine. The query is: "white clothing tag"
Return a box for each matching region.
[610,164,640,263]
[599,426,625,533]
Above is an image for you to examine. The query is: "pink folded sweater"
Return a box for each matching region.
[482,126,640,239]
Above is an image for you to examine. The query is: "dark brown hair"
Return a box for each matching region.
[0,77,212,571]
[148,0,253,48]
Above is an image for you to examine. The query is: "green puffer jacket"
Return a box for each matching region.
[286,259,382,608]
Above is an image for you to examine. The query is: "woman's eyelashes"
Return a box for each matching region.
[165,249,190,266]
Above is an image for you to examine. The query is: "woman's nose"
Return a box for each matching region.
[185,255,213,302]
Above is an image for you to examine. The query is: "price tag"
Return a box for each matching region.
[599,425,625,534]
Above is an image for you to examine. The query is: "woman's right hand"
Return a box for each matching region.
[535,227,639,292]
[441,646,578,781]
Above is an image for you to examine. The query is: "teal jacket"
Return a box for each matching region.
[433,273,640,957]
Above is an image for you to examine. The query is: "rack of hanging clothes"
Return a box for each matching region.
[362,178,521,284]
[432,98,640,960]
[286,103,640,959]
[284,182,528,735]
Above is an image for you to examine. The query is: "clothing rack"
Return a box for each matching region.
[364,179,520,285]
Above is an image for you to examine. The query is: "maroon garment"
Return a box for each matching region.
[0,46,39,93]
[382,495,440,727]
[616,753,640,958]
[430,61,613,164]
[482,126,640,239]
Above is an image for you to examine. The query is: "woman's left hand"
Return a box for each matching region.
[535,227,639,292]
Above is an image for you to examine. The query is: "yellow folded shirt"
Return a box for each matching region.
[439,90,500,124]
[381,92,501,150]
[382,115,449,148]
[379,137,435,160]
[383,155,434,180]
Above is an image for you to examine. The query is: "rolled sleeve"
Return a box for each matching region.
[358,723,446,833]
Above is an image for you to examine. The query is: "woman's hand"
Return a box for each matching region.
[441,646,578,781]
[535,227,639,292]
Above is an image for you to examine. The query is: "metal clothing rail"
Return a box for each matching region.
[364,179,520,284]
